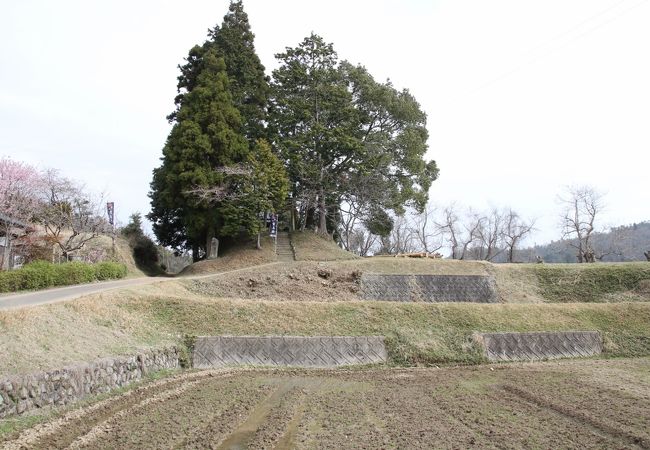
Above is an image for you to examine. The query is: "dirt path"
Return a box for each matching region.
[3,358,649,449]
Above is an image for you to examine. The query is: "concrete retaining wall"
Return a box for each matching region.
[475,331,602,362]
[193,336,387,369]
[361,274,497,303]
[0,347,180,418]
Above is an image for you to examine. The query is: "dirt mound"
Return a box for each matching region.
[184,262,362,302]
[180,237,276,276]
[290,232,359,261]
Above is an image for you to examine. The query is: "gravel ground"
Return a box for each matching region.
[3,358,649,449]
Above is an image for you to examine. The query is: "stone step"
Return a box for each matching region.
[275,232,294,262]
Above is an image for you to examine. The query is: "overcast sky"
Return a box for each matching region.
[1,0,649,245]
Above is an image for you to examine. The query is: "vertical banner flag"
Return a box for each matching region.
[107,202,115,226]
[270,213,278,237]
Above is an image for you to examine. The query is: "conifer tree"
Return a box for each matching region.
[170,1,269,141]
[148,49,249,259]
[149,1,283,258]
[209,0,270,142]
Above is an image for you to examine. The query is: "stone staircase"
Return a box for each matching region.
[275,232,295,262]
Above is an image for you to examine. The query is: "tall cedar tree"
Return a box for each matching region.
[209,1,270,142]
[150,1,279,258]
[271,34,438,236]
[148,50,249,259]
[169,1,269,143]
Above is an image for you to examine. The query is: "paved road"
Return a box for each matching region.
[0,262,282,311]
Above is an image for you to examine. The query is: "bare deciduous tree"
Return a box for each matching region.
[183,165,252,203]
[435,204,483,260]
[348,227,378,256]
[473,207,506,261]
[38,170,111,260]
[380,215,416,254]
[502,208,535,263]
[410,203,443,254]
[435,204,461,259]
[559,185,604,263]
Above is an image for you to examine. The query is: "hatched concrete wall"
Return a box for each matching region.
[475,331,602,362]
[361,274,497,303]
[193,336,387,369]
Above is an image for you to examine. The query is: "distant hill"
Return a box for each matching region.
[518,222,650,263]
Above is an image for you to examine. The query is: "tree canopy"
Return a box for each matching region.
[148,49,251,258]
[149,4,437,257]
[270,34,438,236]
[149,1,285,258]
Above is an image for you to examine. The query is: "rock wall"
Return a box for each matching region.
[475,331,602,362]
[193,336,387,369]
[361,274,497,303]
[0,347,180,418]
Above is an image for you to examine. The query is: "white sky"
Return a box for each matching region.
[1,0,649,245]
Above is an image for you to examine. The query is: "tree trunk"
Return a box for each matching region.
[0,225,9,270]
[318,185,328,235]
[256,232,261,250]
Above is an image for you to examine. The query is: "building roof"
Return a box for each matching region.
[0,211,29,229]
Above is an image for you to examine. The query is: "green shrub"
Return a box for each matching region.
[0,261,128,293]
[95,262,128,280]
[57,261,96,285]
[0,270,23,292]
[15,261,57,290]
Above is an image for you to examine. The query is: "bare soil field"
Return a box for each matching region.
[3,358,649,449]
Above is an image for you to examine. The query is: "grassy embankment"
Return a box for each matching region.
[2,281,650,375]
[1,232,649,375]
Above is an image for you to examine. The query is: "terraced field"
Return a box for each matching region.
[3,358,649,449]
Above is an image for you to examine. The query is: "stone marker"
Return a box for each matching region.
[193,335,387,368]
[208,237,219,260]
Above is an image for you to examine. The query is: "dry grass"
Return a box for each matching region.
[81,235,145,278]
[290,232,359,261]
[490,264,546,303]
[3,274,650,376]
[0,289,177,375]
[349,257,490,275]
[3,233,650,376]
[180,237,276,276]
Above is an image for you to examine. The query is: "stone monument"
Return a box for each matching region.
[208,237,219,260]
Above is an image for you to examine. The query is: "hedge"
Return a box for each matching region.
[0,261,127,293]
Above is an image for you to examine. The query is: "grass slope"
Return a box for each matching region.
[2,234,650,376]
[291,232,359,261]
[180,236,277,276]
[532,263,650,302]
[2,278,650,375]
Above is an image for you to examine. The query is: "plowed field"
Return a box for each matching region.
[3,358,649,449]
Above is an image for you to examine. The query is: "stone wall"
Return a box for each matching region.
[193,336,387,369]
[361,274,497,303]
[0,347,180,418]
[475,331,602,362]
